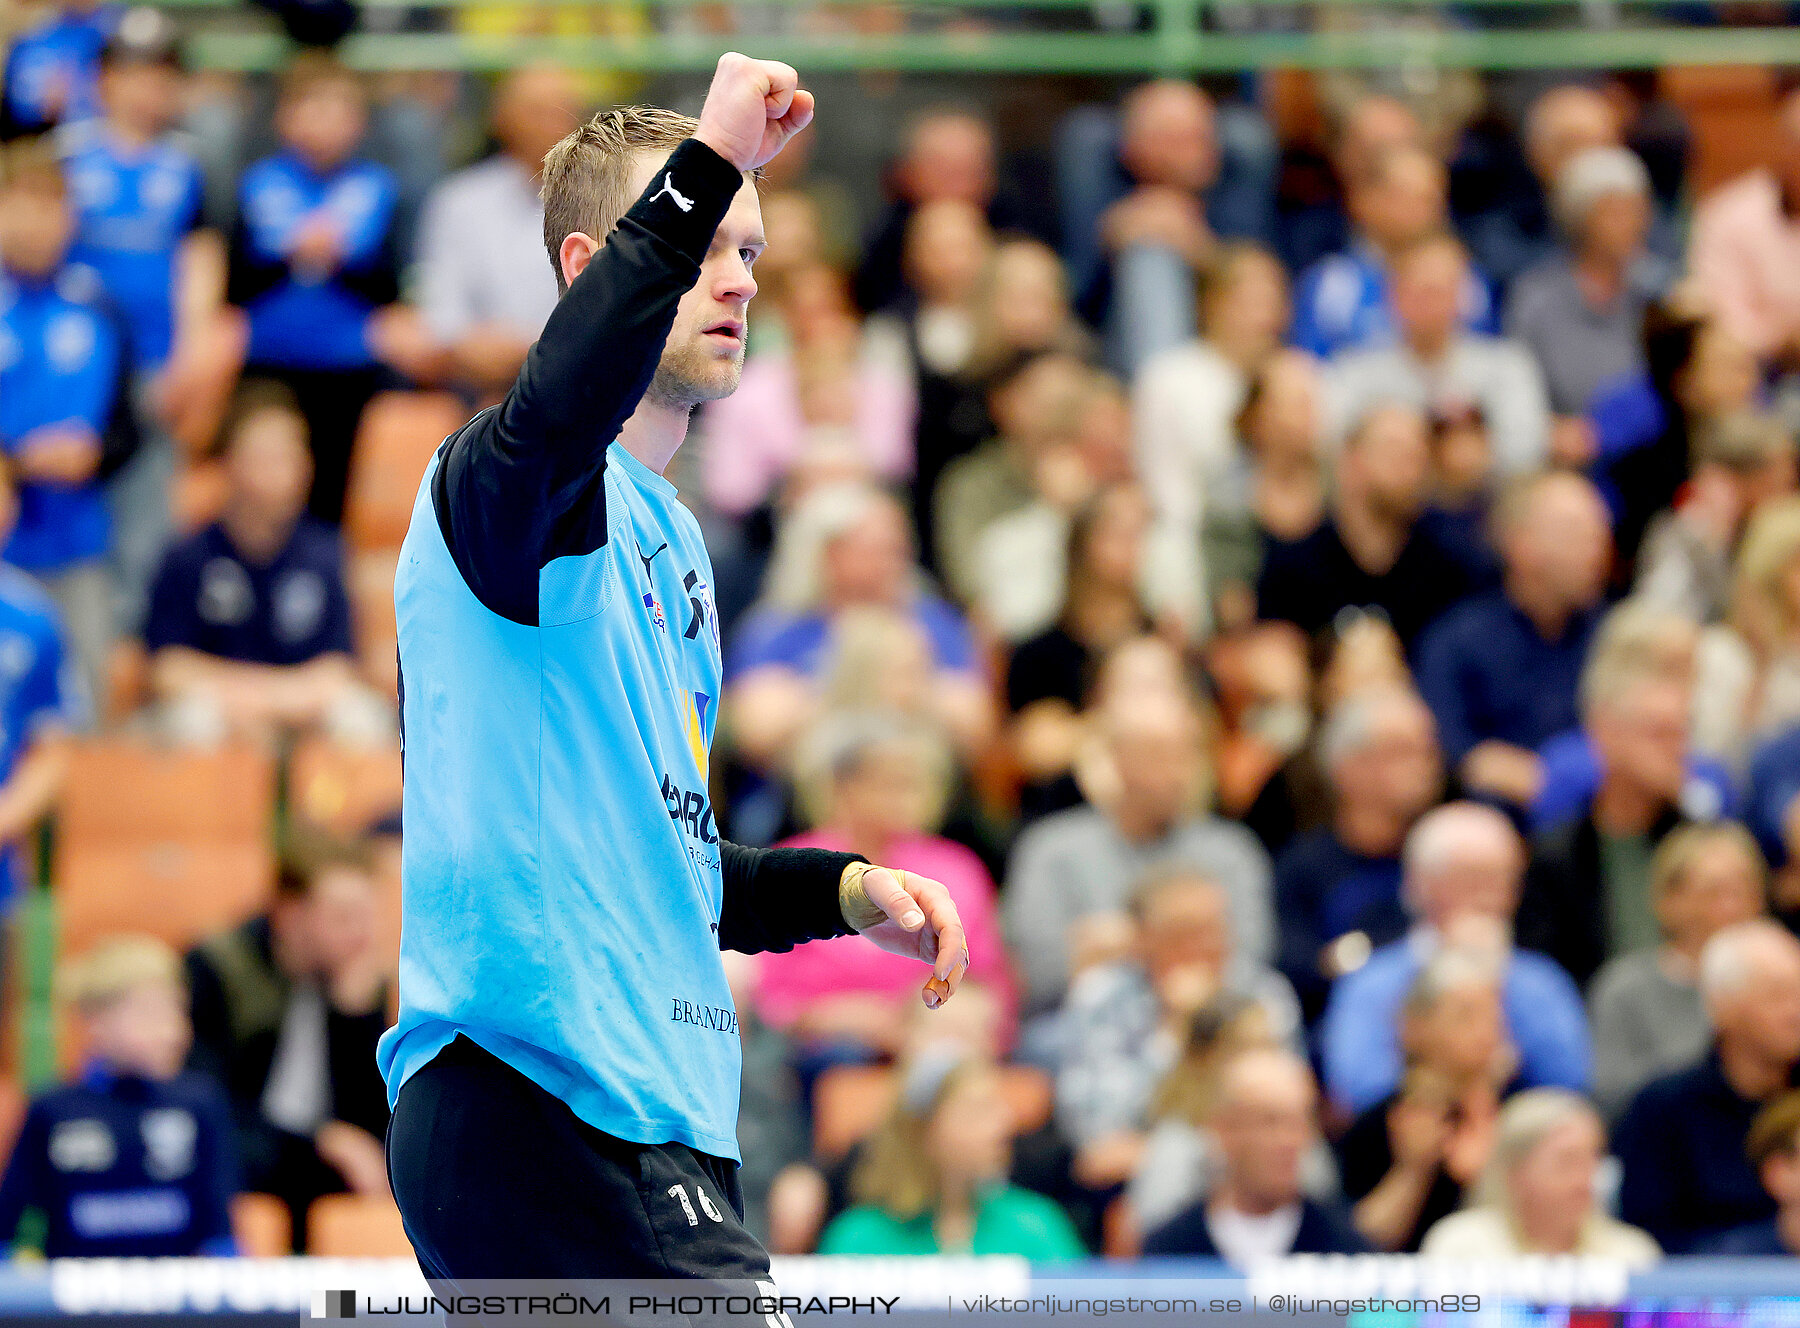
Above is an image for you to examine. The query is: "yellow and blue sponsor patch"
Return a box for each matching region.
[684,689,713,775]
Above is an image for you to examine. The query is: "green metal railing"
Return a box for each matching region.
[147,0,1800,73]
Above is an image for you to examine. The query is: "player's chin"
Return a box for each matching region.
[692,359,744,403]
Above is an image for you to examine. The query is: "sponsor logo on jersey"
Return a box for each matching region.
[660,772,717,846]
[684,690,712,776]
[669,997,737,1033]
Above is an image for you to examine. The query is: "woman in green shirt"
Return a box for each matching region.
[818,1054,1087,1259]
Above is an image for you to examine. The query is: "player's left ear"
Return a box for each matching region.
[559,231,601,290]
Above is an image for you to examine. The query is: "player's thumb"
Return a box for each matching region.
[860,867,925,931]
[776,88,815,137]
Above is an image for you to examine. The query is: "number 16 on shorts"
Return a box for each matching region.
[667,1182,725,1225]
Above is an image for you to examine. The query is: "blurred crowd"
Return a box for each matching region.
[8,0,1800,1268]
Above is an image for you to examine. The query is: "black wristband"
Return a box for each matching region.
[621,138,747,268]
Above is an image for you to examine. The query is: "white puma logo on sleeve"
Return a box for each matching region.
[651,173,694,212]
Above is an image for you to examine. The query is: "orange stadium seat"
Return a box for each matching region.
[344,392,465,554]
[231,1192,293,1257]
[812,1063,1053,1159]
[56,741,276,957]
[61,740,273,843]
[289,738,403,837]
[307,1193,415,1258]
[1660,65,1780,195]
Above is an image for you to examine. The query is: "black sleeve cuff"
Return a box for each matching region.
[621,138,747,268]
[716,842,869,953]
[767,846,868,942]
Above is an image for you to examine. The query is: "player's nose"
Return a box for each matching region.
[717,256,756,302]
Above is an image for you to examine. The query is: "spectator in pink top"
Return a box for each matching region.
[702,264,916,518]
[754,710,1018,1057]
[1688,88,1800,362]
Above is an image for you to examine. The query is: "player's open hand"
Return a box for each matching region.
[840,864,970,1010]
[693,52,815,172]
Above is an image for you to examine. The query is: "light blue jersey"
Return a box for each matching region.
[375,139,866,1165]
[379,440,739,1158]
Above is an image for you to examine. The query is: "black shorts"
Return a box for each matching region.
[386,1034,775,1287]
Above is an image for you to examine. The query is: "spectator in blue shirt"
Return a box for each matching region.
[725,482,994,777]
[0,456,82,911]
[1321,801,1591,1118]
[1747,724,1800,893]
[1274,685,1443,1023]
[1275,92,1423,275]
[1415,470,1612,810]
[63,8,233,639]
[227,56,402,526]
[144,384,374,746]
[1291,144,1496,362]
[1616,919,1800,1252]
[1531,601,1734,836]
[0,135,128,717]
[0,936,238,1257]
[0,0,120,136]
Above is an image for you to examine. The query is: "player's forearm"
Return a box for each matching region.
[503,138,744,444]
[716,841,866,954]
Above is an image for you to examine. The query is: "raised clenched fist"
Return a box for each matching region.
[692,52,815,172]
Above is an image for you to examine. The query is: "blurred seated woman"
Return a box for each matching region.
[1695,497,1800,771]
[1593,302,1759,568]
[976,382,1193,646]
[1201,349,1326,634]
[1235,611,1412,856]
[912,238,1097,560]
[702,264,916,520]
[1008,627,1209,832]
[1134,243,1292,588]
[1004,483,1167,821]
[817,1052,1086,1259]
[725,483,995,776]
[1419,1088,1660,1263]
[754,710,1017,1062]
[763,984,1018,1254]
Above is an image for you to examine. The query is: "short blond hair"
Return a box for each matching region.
[540,106,701,293]
[1476,1087,1601,1210]
[1651,821,1765,910]
[57,936,184,1014]
[1733,496,1800,642]
[1577,598,1698,719]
